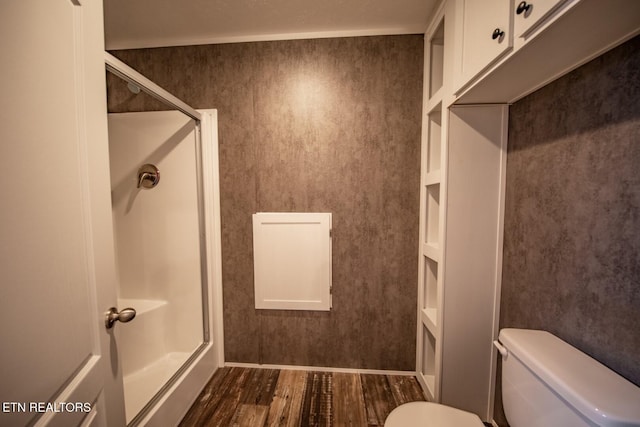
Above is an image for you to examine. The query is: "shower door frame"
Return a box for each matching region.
[104,52,225,426]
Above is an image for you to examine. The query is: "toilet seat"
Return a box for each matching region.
[385,402,484,427]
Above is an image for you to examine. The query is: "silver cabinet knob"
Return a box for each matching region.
[105,307,137,329]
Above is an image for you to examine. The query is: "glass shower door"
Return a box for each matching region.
[105,67,209,425]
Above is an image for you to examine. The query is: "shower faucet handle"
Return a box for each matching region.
[138,172,154,187]
[137,164,160,189]
[105,307,137,329]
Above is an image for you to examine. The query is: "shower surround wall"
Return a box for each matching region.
[108,111,205,421]
[108,35,423,370]
[495,35,640,425]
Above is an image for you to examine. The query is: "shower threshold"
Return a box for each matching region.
[123,351,192,424]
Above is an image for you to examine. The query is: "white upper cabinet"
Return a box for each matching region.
[513,0,569,38]
[453,0,640,104]
[448,0,640,105]
[453,0,512,94]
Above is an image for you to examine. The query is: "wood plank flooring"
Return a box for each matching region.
[180,367,426,427]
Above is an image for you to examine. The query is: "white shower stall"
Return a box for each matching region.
[107,106,223,424]
[105,54,224,425]
[108,110,203,422]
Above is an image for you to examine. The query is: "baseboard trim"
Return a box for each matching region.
[224,362,417,377]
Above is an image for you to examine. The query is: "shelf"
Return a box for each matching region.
[429,19,445,98]
[425,170,441,186]
[424,184,440,246]
[422,255,438,313]
[426,109,442,174]
[426,88,443,111]
[421,373,436,401]
[421,307,438,334]
[421,325,436,398]
[423,244,439,262]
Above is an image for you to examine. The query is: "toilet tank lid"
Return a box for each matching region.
[499,329,640,427]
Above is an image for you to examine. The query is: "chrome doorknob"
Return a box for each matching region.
[105,307,137,329]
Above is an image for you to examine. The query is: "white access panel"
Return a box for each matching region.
[252,213,332,311]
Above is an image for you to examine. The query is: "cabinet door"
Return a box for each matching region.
[513,0,569,38]
[454,0,513,93]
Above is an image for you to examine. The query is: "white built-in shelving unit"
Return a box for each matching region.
[416,0,640,422]
[416,7,447,402]
[416,0,511,418]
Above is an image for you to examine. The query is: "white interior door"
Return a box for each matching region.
[0,1,125,426]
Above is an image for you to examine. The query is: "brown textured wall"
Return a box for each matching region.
[108,36,423,370]
[495,35,640,425]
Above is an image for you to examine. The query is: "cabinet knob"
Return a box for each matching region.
[491,28,505,40]
[516,1,532,15]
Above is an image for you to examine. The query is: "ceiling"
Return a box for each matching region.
[103,0,439,50]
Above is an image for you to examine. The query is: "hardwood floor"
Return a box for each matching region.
[179,367,426,427]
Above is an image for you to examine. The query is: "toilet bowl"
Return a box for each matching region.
[387,329,640,427]
[385,401,484,427]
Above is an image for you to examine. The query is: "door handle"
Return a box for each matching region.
[105,307,137,329]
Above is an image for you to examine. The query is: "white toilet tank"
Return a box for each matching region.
[498,329,640,427]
